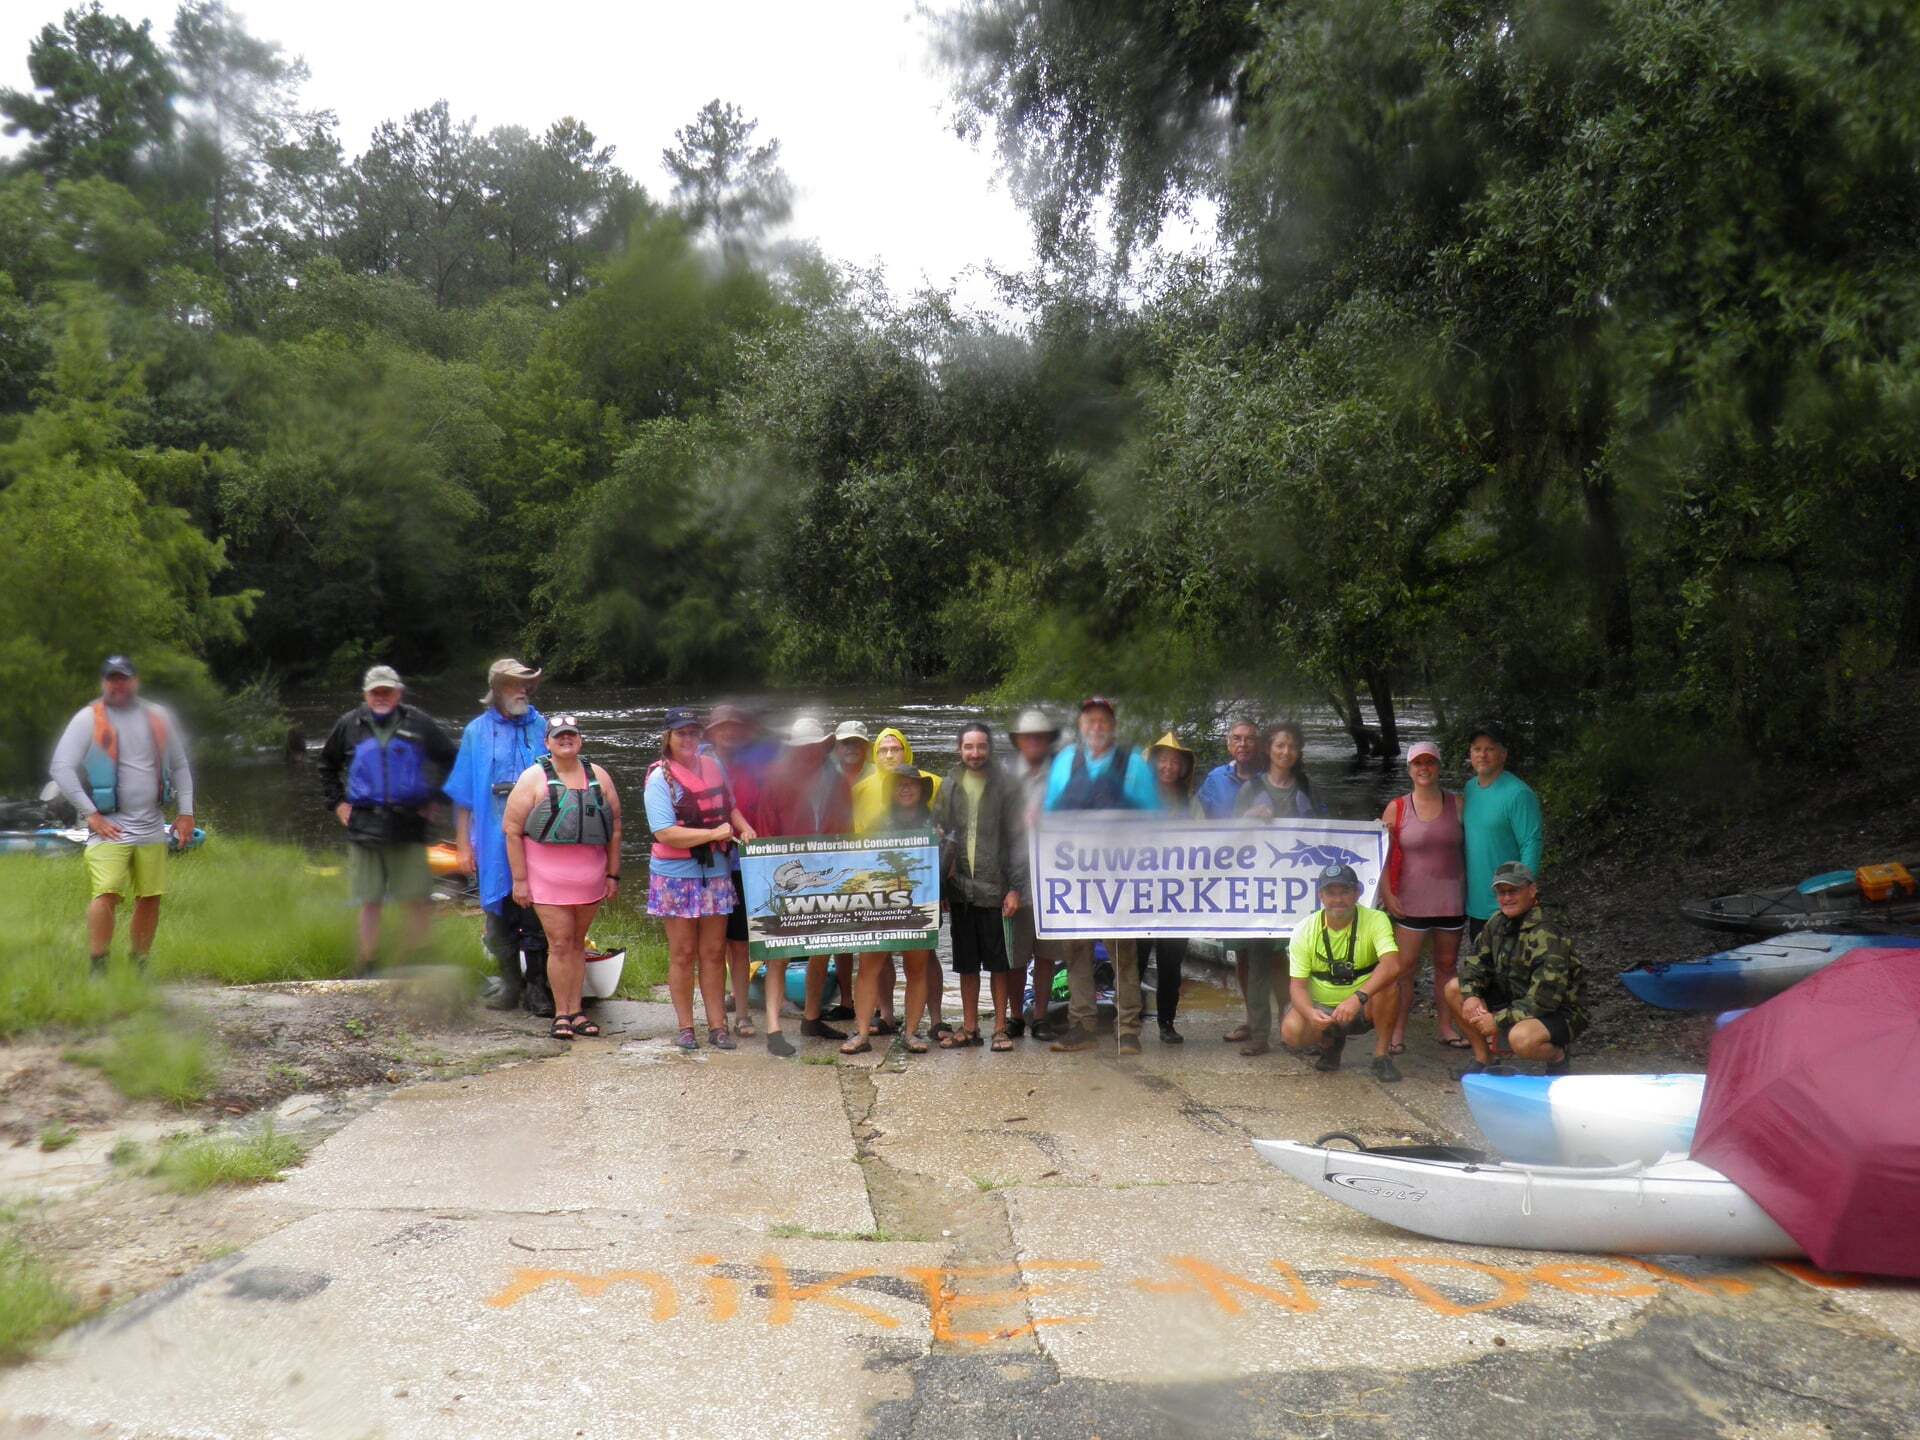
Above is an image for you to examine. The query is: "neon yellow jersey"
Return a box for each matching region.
[1287,906,1399,1007]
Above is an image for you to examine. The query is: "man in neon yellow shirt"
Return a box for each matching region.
[1281,863,1405,1083]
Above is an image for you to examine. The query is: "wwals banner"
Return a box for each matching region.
[740,831,941,960]
[1029,815,1387,940]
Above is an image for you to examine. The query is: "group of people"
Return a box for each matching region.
[53,654,1588,1080]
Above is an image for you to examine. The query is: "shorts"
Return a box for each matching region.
[86,843,166,899]
[1504,1010,1577,1049]
[647,872,737,920]
[348,843,434,905]
[1397,913,1466,933]
[948,900,1011,976]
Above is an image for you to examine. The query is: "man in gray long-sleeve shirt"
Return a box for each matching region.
[48,655,196,971]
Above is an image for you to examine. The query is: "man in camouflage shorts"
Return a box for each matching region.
[1443,861,1585,1078]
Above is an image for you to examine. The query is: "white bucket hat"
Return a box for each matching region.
[833,720,872,744]
[1010,707,1060,738]
[785,715,832,746]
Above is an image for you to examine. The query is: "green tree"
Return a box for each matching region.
[0,3,176,186]
[662,100,793,258]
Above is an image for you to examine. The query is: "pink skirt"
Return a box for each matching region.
[525,840,608,907]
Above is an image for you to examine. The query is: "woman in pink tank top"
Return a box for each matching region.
[1376,740,1467,1050]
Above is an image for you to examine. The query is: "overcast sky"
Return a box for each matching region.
[2,0,1043,297]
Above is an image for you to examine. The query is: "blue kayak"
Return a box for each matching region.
[0,826,206,855]
[1620,932,1918,1011]
[1464,1071,1705,1166]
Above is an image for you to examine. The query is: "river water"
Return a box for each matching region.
[193,684,1438,875]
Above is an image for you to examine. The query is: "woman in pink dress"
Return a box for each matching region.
[502,714,623,1039]
[1375,740,1467,1051]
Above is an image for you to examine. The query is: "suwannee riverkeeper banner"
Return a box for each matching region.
[1029,815,1388,940]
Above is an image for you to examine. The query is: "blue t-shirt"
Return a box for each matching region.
[644,764,734,880]
[444,707,547,912]
[1196,762,1255,820]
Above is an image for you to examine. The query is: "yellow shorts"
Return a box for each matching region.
[86,843,167,899]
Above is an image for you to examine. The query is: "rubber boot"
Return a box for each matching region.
[483,950,523,1011]
[521,951,556,1019]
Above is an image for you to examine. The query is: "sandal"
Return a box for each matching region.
[991,1030,1014,1052]
[960,1029,984,1047]
[1439,1035,1472,1049]
[904,1034,929,1054]
[709,1026,736,1051]
[839,1038,873,1056]
[550,1015,577,1041]
[1388,1039,1405,1055]
[675,1027,698,1051]
[733,1017,757,1039]
[571,1012,602,1037]
[938,1028,965,1049]
[869,1018,898,1037]
[1224,1024,1251,1044]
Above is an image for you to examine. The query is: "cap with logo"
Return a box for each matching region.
[662,706,702,733]
[361,665,403,692]
[1491,860,1536,889]
[1079,695,1116,715]
[547,713,583,737]
[1316,862,1362,891]
[100,654,137,678]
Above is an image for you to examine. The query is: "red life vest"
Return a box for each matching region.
[649,755,733,861]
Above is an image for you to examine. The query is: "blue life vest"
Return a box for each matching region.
[82,701,175,815]
[345,708,436,810]
[1055,744,1136,811]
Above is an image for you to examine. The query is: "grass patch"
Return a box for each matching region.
[66,1017,217,1106]
[970,1175,1015,1192]
[0,839,489,1013]
[151,1125,304,1195]
[765,1224,930,1242]
[800,1053,839,1066]
[36,1124,77,1152]
[588,897,669,998]
[0,1238,83,1362]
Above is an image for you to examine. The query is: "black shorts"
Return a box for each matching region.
[1503,1011,1576,1049]
[1397,913,1466,933]
[726,869,748,943]
[948,900,1010,976]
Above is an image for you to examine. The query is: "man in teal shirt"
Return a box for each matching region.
[1461,722,1544,942]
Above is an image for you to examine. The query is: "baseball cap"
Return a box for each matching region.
[1468,720,1509,748]
[705,702,753,731]
[1079,695,1116,715]
[662,706,702,732]
[833,720,872,744]
[361,665,403,691]
[547,713,582,737]
[1406,740,1441,764]
[1492,860,1536,889]
[1316,862,1361,891]
[100,654,137,678]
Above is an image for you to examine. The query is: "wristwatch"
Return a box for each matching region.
[1353,989,1371,1009]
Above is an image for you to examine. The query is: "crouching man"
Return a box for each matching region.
[1444,861,1586,1078]
[1280,863,1404,1083]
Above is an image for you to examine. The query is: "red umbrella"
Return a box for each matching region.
[1691,947,1920,1277]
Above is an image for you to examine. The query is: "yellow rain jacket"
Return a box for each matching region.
[852,727,943,834]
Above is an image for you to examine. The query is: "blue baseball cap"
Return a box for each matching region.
[100,654,137,677]
[662,706,702,733]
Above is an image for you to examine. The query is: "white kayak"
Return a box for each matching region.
[1253,1137,1800,1257]
[1463,1072,1705,1167]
